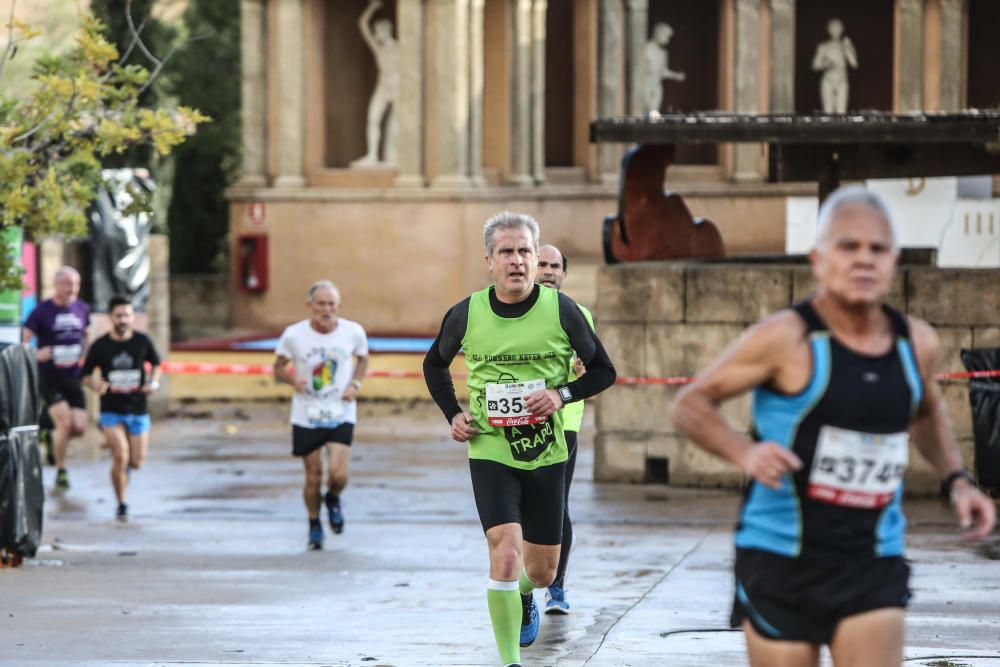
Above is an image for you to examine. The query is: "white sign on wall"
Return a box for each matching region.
[785,177,1000,268]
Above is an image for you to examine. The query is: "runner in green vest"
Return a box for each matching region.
[536,244,593,615]
[424,212,616,667]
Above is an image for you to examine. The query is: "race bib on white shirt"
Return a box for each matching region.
[108,369,142,393]
[305,396,344,428]
[807,425,909,509]
[486,379,547,427]
[53,344,82,368]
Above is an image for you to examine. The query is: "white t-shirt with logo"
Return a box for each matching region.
[275,318,369,429]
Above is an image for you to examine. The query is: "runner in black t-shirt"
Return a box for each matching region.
[82,296,162,521]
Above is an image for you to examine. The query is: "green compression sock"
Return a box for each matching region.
[519,568,535,595]
[487,579,521,665]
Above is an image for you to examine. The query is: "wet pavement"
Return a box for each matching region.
[2,401,999,667]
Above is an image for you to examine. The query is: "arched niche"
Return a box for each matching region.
[794,0,894,113]
[648,0,721,165]
[967,0,1000,109]
[321,0,399,168]
[545,0,575,168]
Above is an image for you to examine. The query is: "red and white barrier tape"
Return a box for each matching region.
[159,361,1000,384]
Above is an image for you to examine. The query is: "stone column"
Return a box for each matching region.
[733,0,761,181]
[468,0,486,186]
[395,0,426,187]
[431,0,472,188]
[896,0,924,111]
[769,0,795,113]
[509,0,534,185]
[625,0,648,115]
[598,0,624,182]
[239,0,267,186]
[938,0,965,111]
[530,0,547,183]
[273,0,305,187]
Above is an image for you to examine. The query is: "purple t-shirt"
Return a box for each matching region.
[24,299,91,379]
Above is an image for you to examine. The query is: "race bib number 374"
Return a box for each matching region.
[486,379,547,427]
[807,425,909,509]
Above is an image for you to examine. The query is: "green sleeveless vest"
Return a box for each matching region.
[462,285,573,469]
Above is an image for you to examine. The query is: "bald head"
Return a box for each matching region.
[537,244,567,290]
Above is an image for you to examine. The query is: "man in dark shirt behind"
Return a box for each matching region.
[83,295,162,521]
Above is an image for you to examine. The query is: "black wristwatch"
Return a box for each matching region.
[943,469,974,493]
[557,385,573,404]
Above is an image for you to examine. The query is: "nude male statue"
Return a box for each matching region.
[351,0,399,167]
[812,18,858,114]
[643,22,686,114]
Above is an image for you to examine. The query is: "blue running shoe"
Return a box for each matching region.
[545,583,570,615]
[325,492,344,534]
[519,593,540,647]
[308,522,323,550]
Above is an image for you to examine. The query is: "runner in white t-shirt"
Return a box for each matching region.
[274,280,369,550]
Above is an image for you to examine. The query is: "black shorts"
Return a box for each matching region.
[292,423,354,457]
[469,458,566,545]
[731,547,911,644]
[39,374,86,410]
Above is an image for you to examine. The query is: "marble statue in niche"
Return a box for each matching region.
[642,22,686,115]
[351,0,399,168]
[812,18,858,114]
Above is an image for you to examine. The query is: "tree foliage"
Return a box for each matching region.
[0,7,206,290]
[88,0,176,169]
[164,0,240,274]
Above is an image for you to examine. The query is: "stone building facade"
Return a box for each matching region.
[228,0,999,335]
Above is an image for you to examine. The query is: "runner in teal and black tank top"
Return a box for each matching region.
[670,185,995,667]
[424,213,616,667]
[536,244,593,615]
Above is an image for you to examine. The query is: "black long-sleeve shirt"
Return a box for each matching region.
[422,285,616,423]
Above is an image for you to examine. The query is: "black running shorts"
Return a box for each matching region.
[469,458,566,545]
[731,547,911,644]
[39,374,86,410]
[292,423,354,457]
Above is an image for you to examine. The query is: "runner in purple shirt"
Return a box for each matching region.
[23,266,91,490]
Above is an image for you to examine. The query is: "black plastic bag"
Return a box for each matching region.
[961,347,1000,489]
[0,344,43,558]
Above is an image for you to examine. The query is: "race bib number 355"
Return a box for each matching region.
[807,425,909,509]
[486,379,547,427]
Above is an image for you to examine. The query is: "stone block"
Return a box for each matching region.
[595,263,685,323]
[594,432,648,483]
[598,323,646,379]
[972,327,1000,349]
[905,438,975,496]
[907,268,1000,326]
[654,435,744,488]
[646,323,745,378]
[646,433,684,460]
[941,383,973,441]
[934,327,974,374]
[685,265,792,323]
[791,266,906,311]
[595,385,663,433]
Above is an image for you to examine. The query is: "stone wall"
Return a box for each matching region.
[226,185,803,335]
[170,274,230,342]
[594,262,1000,494]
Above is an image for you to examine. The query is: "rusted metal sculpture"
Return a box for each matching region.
[603,144,725,264]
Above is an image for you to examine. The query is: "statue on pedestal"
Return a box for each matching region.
[812,18,858,114]
[642,22,686,115]
[350,0,399,168]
